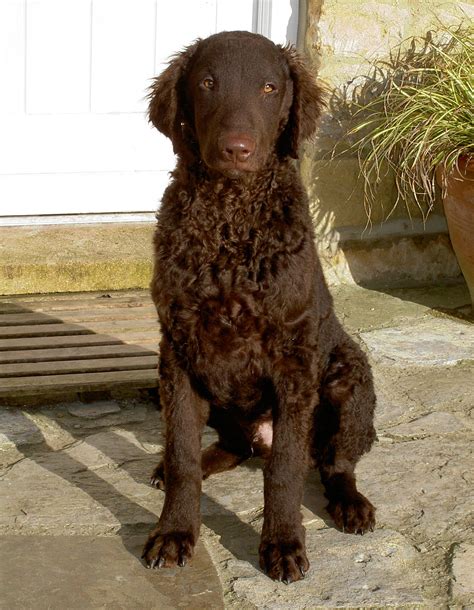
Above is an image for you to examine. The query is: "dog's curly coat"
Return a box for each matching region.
[142,31,376,584]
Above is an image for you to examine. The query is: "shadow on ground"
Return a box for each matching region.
[1,405,334,575]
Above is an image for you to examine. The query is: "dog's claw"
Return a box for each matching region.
[178,557,187,567]
[150,476,163,488]
[299,567,306,578]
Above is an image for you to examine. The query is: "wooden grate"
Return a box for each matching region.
[0,291,159,402]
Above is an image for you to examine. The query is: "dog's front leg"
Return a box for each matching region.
[143,342,208,569]
[259,372,316,584]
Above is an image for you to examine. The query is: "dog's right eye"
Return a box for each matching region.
[263,83,277,94]
[201,78,215,90]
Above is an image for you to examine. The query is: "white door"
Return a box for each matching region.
[0,0,298,220]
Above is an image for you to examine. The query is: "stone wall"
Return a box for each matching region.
[301,0,473,285]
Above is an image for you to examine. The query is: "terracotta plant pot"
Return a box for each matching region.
[436,156,474,307]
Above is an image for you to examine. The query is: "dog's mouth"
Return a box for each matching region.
[218,164,258,179]
[205,157,261,180]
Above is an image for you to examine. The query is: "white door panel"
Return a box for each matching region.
[0,171,170,215]
[91,0,156,113]
[216,0,254,32]
[0,115,173,175]
[0,0,26,114]
[154,0,217,71]
[26,0,92,114]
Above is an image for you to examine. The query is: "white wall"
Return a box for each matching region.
[0,0,297,220]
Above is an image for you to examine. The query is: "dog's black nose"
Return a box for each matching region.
[219,134,256,163]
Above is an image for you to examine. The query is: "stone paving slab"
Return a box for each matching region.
[0,535,223,610]
[387,411,467,439]
[1,284,473,609]
[227,529,424,609]
[451,543,474,609]
[0,409,44,448]
[361,317,474,366]
[357,437,473,545]
[67,400,122,419]
[0,428,162,536]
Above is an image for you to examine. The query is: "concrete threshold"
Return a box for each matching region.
[0,223,155,295]
[0,222,463,296]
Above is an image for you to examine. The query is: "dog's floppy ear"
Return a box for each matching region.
[147,41,200,153]
[278,45,325,159]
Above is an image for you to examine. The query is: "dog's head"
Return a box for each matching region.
[148,31,324,178]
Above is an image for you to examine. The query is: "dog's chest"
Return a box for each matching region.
[191,289,267,398]
[182,189,292,268]
[155,187,308,405]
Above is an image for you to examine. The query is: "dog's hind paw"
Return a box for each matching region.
[327,491,376,534]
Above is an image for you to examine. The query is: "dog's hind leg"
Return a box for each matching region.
[202,441,251,477]
[150,441,250,489]
[151,409,253,488]
[313,340,377,534]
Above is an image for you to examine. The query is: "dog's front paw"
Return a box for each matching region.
[259,537,309,584]
[149,462,165,490]
[142,530,195,569]
[327,491,376,534]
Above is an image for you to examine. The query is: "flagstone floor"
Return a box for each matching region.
[1,284,472,609]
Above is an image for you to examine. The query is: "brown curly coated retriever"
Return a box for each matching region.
[142,31,376,584]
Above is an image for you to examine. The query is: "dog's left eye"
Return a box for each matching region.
[201,78,215,90]
[263,83,277,94]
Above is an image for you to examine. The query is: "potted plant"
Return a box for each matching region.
[350,24,474,305]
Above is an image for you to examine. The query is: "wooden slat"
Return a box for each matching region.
[0,323,92,339]
[3,289,149,300]
[0,343,156,364]
[0,369,158,397]
[0,301,151,314]
[0,307,157,326]
[0,319,158,339]
[70,319,158,334]
[0,304,31,314]
[0,332,159,352]
[0,355,158,378]
[0,313,63,326]
[0,333,122,351]
[0,290,152,310]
